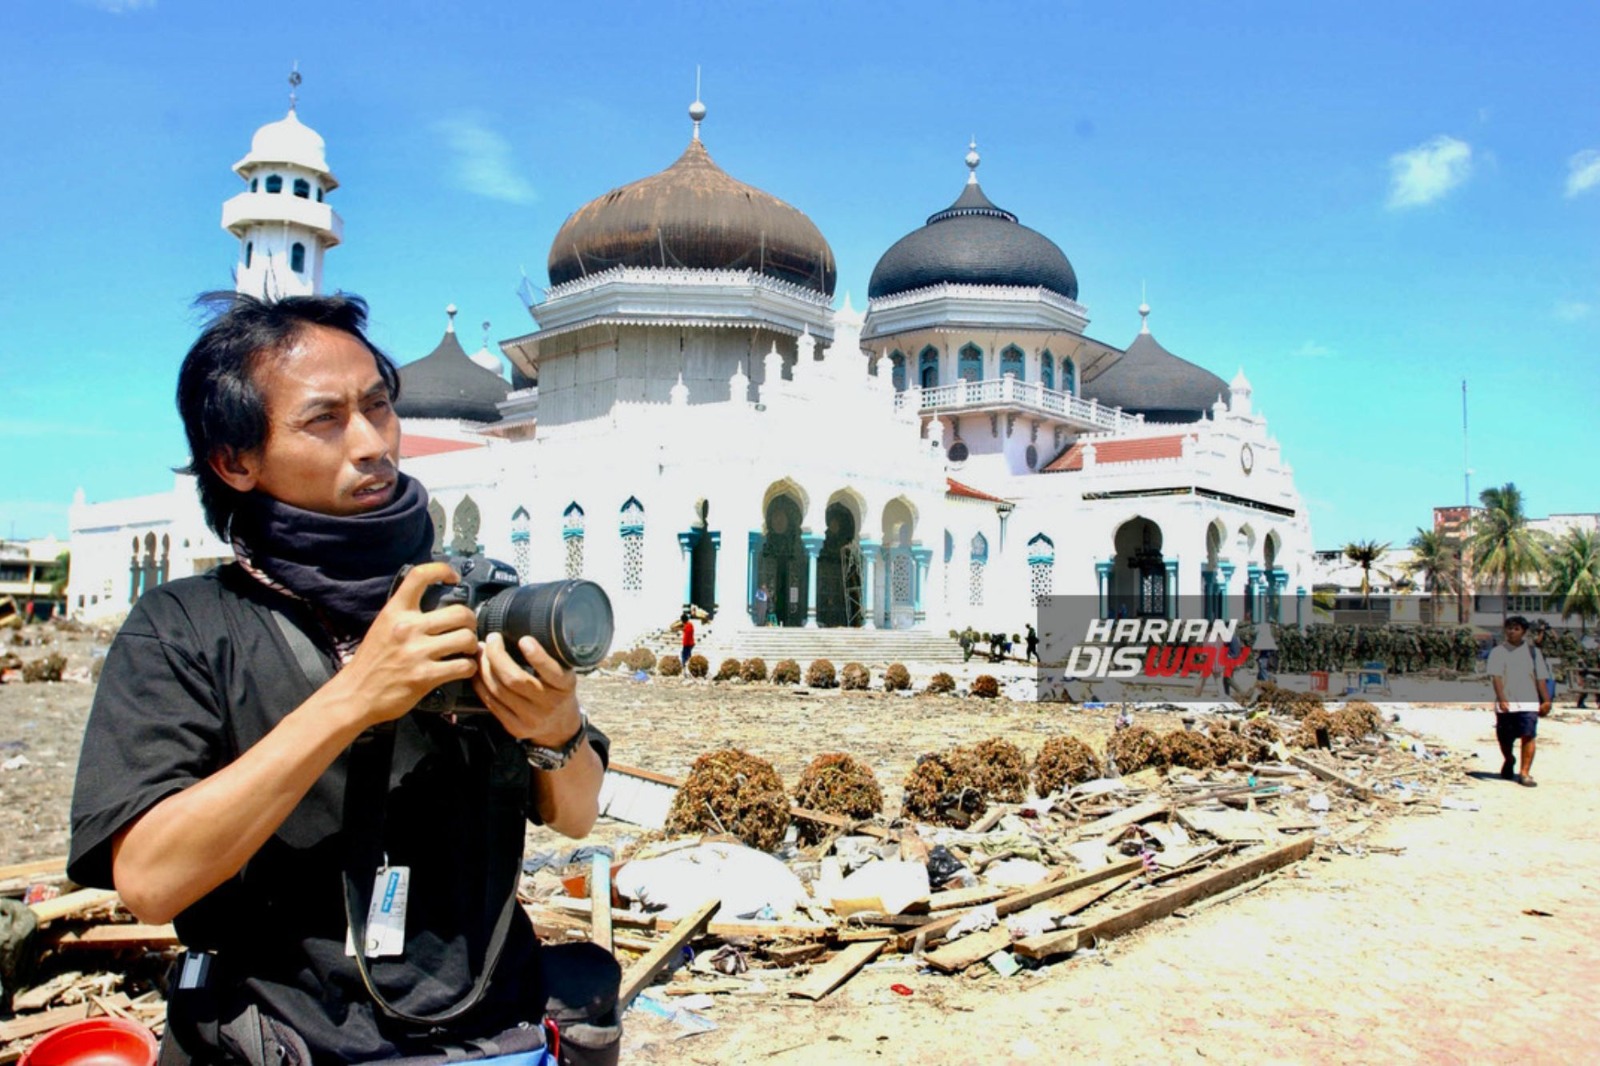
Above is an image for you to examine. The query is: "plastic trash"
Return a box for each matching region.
[925,845,965,888]
[614,841,807,920]
[1307,792,1330,812]
[829,860,931,917]
[946,903,999,940]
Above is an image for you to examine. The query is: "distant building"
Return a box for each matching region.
[0,536,69,619]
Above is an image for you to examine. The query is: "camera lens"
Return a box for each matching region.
[478,579,615,672]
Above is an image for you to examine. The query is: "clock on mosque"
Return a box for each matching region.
[1240,442,1255,474]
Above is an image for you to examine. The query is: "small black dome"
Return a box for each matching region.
[1084,328,1229,424]
[868,181,1078,301]
[395,330,510,423]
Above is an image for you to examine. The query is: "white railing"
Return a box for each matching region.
[894,375,1139,431]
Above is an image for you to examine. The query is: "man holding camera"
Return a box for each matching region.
[69,294,615,1064]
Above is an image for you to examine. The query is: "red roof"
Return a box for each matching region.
[946,478,1010,503]
[400,435,484,459]
[1043,434,1189,473]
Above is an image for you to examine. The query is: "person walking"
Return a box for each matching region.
[1488,615,1552,787]
[1024,623,1039,663]
[680,611,695,669]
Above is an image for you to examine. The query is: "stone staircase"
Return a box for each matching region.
[713,627,966,666]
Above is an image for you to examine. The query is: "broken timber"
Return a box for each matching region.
[618,898,720,1009]
[1013,836,1315,960]
[788,940,884,1001]
[923,869,1140,973]
[1289,753,1373,800]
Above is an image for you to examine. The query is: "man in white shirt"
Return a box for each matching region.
[1487,615,1552,787]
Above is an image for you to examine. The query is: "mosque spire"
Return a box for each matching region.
[689,67,706,141]
[965,137,980,185]
[1139,283,1151,335]
[288,61,301,112]
[446,303,458,333]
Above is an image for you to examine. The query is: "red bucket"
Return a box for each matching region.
[19,1017,158,1066]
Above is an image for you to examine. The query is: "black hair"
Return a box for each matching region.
[176,291,402,537]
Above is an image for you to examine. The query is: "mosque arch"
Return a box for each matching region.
[1111,516,1169,619]
[761,478,811,530]
[918,346,940,389]
[1028,533,1055,606]
[1061,357,1077,395]
[1040,350,1055,391]
[759,488,808,625]
[427,500,446,553]
[888,350,906,392]
[1000,345,1025,382]
[1203,518,1228,620]
[619,497,644,593]
[968,531,989,607]
[817,489,865,627]
[293,177,310,199]
[958,343,984,383]
[265,174,283,194]
[560,502,584,579]
[450,496,481,554]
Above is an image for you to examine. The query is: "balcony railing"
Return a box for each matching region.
[894,375,1139,431]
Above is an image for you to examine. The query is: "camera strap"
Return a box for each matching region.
[265,605,525,1030]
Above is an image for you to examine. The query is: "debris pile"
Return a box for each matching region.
[664,749,790,851]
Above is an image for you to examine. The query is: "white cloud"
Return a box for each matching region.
[1291,341,1334,358]
[1555,300,1592,322]
[82,0,156,12]
[432,117,536,205]
[1564,150,1600,199]
[1387,135,1473,210]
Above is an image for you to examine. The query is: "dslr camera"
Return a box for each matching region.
[403,553,615,714]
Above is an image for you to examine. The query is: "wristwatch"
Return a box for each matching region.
[520,709,589,771]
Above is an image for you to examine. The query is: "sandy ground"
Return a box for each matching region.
[4,625,1598,1064]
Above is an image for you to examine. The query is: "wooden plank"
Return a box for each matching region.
[53,923,179,950]
[790,807,895,840]
[1013,837,1315,960]
[919,884,1011,913]
[1076,799,1170,841]
[923,870,1139,973]
[612,933,660,954]
[763,942,828,967]
[0,856,67,882]
[618,898,720,1008]
[654,917,832,940]
[606,762,684,788]
[1289,753,1373,800]
[0,994,132,1042]
[28,887,119,924]
[892,857,1145,952]
[787,940,884,1001]
[589,854,613,955]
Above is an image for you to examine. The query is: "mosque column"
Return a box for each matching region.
[1095,559,1113,620]
[1163,559,1179,621]
[912,547,932,626]
[877,544,892,628]
[1270,568,1289,624]
[1217,561,1236,622]
[1295,585,1306,629]
[802,534,823,628]
[747,532,761,624]
[859,538,879,629]
[1245,565,1262,622]
[676,532,697,609]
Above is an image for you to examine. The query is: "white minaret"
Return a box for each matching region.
[221,67,343,298]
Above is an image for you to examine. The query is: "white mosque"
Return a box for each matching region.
[66,89,1314,653]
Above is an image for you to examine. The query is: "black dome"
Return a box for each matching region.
[1084,328,1229,424]
[548,138,835,295]
[868,181,1078,301]
[395,330,510,423]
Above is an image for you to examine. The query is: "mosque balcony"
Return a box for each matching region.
[221,193,344,245]
[897,374,1139,433]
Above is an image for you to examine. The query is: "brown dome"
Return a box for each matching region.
[547,138,835,295]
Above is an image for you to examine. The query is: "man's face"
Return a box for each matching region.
[1505,622,1527,646]
[213,325,402,516]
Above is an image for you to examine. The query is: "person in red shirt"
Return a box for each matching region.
[680,612,695,667]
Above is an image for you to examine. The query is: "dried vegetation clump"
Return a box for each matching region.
[967,736,1029,802]
[1205,725,1249,765]
[805,659,837,689]
[740,657,768,683]
[792,753,883,842]
[971,674,1000,699]
[883,663,912,692]
[664,748,791,852]
[1334,699,1382,739]
[1253,682,1325,720]
[1293,708,1338,749]
[21,653,66,683]
[840,662,870,691]
[626,648,657,673]
[1159,729,1217,770]
[901,749,987,828]
[687,654,710,679]
[771,659,801,685]
[923,671,957,695]
[714,657,743,682]
[1106,725,1165,774]
[658,655,683,677]
[1033,736,1102,796]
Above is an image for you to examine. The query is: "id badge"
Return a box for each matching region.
[345,865,409,958]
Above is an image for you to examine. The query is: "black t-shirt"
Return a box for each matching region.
[68,565,609,1062]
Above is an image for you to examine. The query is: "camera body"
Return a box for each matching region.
[409,553,615,714]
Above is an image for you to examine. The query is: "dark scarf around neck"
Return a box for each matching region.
[231,473,436,635]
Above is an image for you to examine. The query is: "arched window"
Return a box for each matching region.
[510,506,531,581]
[427,500,446,553]
[619,497,644,593]
[563,502,586,579]
[1000,345,1025,382]
[969,532,989,607]
[958,343,983,383]
[1040,350,1055,391]
[250,177,258,192]
[919,346,940,389]
[293,178,310,199]
[888,350,906,391]
[264,174,283,194]
[1028,533,1056,606]
[1062,358,1077,396]
[290,243,306,273]
[244,241,253,268]
[450,496,481,554]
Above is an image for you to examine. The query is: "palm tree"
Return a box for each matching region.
[1404,528,1459,624]
[1342,540,1391,608]
[1467,483,1548,623]
[1547,528,1600,635]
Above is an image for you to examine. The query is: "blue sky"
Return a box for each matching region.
[2,0,1596,548]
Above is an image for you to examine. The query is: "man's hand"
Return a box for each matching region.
[335,562,480,727]
[1496,699,1511,713]
[1539,700,1552,717]
[473,632,582,747]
